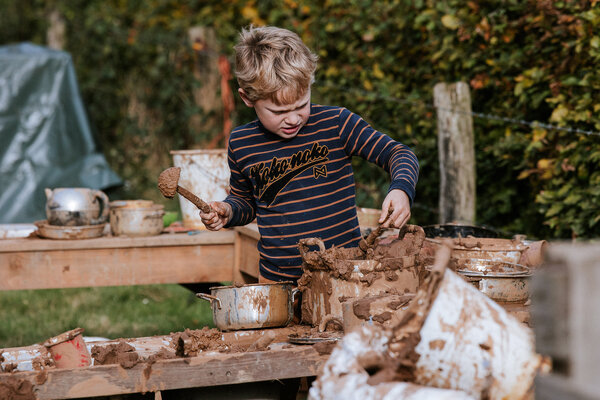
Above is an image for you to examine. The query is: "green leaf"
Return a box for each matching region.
[546,203,564,217]
[441,14,460,30]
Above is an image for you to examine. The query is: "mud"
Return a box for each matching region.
[2,363,17,373]
[0,377,36,400]
[31,355,54,371]
[299,225,426,276]
[358,208,394,252]
[379,241,452,382]
[34,369,48,385]
[91,340,140,369]
[246,331,276,352]
[313,340,337,355]
[142,348,177,380]
[171,327,244,357]
[157,167,180,198]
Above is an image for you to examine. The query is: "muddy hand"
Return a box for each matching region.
[359,208,393,252]
[380,189,411,228]
[200,201,232,231]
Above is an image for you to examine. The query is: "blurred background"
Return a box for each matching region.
[2,0,600,239]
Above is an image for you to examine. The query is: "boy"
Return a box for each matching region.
[200,26,419,283]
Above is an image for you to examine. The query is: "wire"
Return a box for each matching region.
[316,82,600,137]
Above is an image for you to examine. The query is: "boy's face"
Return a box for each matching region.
[239,89,311,140]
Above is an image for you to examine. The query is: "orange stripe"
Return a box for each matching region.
[265,226,359,249]
[265,203,355,228]
[357,130,376,155]
[350,124,368,154]
[281,171,353,196]
[305,113,336,127]
[259,265,302,278]
[366,135,384,159]
[258,194,355,219]
[271,182,354,208]
[238,137,340,171]
[236,135,338,164]
[343,117,361,149]
[261,214,357,239]
[375,141,393,164]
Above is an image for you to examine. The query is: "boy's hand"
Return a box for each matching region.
[380,189,411,229]
[200,201,232,231]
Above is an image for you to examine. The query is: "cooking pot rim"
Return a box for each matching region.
[209,281,295,291]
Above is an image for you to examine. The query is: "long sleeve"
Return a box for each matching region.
[223,144,257,227]
[337,108,419,204]
[221,104,418,282]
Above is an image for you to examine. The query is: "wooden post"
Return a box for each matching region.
[188,26,221,145]
[433,82,476,224]
[47,10,66,50]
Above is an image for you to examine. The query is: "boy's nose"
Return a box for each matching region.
[285,114,301,125]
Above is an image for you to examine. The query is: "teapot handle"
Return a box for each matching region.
[91,190,110,225]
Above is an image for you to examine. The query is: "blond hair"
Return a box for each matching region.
[234,26,318,104]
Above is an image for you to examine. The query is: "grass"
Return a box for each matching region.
[0,284,215,348]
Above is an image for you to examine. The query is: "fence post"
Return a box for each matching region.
[188,26,221,146]
[47,10,65,50]
[433,82,476,224]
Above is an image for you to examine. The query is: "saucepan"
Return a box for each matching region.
[196,282,299,331]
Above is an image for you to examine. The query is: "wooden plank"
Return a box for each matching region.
[232,232,257,284]
[3,346,327,399]
[234,224,260,241]
[531,243,600,390]
[233,224,260,280]
[1,326,314,372]
[0,230,235,253]
[0,243,234,290]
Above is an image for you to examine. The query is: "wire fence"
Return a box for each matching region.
[317,82,600,137]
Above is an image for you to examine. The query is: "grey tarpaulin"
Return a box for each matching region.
[0,43,122,223]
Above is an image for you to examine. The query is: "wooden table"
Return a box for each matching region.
[0,326,328,399]
[0,224,261,291]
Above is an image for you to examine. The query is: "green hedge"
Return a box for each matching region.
[2,0,599,238]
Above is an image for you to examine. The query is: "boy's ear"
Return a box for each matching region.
[238,89,254,108]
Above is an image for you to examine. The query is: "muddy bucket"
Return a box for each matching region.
[170,149,230,229]
[300,258,419,327]
[410,255,546,398]
[298,231,423,328]
[42,328,91,369]
[327,293,414,333]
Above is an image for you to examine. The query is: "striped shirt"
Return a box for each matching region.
[223,104,419,282]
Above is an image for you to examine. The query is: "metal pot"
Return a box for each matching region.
[458,260,532,302]
[45,188,109,226]
[109,200,164,237]
[196,282,299,331]
[423,223,498,238]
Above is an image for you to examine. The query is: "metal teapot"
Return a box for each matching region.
[45,188,109,226]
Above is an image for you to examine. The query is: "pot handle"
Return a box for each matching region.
[318,314,343,333]
[291,288,300,301]
[91,190,110,225]
[195,293,222,309]
[298,237,326,258]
